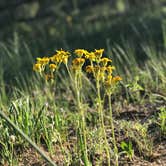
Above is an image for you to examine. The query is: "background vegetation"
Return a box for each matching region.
[0,0,165,165]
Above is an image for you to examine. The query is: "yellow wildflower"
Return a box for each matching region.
[85,52,96,61]
[105,75,122,87]
[50,55,61,63]
[49,64,57,72]
[72,58,85,67]
[112,76,122,83]
[100,58,112,66]
[37,57,49,65]
[74,49,86,57]
[72,58,85,71]
[43,57,50,64]
[51,49,70,64]
[36,57,42,62]
[94,49,104,59]
[33,63,42,72]
[62,55,69,65]
[106,66,115,74]
[86,65,94,73]
[56,49,70,57]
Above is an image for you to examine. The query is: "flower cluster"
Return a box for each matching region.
[81,49,122,93]
[33,49,122,87]
[33,49,70,80]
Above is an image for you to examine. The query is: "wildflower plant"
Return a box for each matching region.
[84,49,122,166]
[33,48,122,166]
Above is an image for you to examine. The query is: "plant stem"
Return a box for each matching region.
[10,143,14,166]
[108,95,118,166]
[75,72,90,166]
[66,64,73,82]
[96,80,110,166]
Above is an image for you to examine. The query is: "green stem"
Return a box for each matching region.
[10,143,14,166]
[108,95,118,166]
[75,72,90,166]
[0,110,56,166]
[96,80,110,166]
[66,64,73,82]
[58,133,69,165]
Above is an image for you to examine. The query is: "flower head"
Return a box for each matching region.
[72,58,85,66]
[72,58,85,71]
[33,63,42,72]
[106,66,115,74]
[50,55,61,63]
[105,75,122,87]
[86,65,94,73]
[112,76,122,83]
[37,57,49,65]
[94,49,104,59]
[85,52,96,61]
[62,55,69,65]
[74,49,86,57]
[51,49,70,64]
[49,64,57,72]
[100,58,112,66]
[56,49,70,57]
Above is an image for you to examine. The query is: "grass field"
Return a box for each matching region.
[0,1,166,166]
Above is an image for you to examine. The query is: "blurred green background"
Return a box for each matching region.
[0,0,166,86]
[1,0,166,47]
